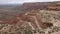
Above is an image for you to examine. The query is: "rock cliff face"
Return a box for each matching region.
[22,2,60,10]
[22,2,47,10]
[47,4,60,10]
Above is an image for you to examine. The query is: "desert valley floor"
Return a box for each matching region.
[0,10,60,34]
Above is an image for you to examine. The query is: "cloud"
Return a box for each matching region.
[0,0,60,4]
[0,0,22,4]
[23,0,60,2]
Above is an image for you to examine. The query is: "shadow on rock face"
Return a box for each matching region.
[43,22,53,27]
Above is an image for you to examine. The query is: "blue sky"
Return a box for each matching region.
[0,0,60,4]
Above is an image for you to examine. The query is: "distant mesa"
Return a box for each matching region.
[22,2,60,10]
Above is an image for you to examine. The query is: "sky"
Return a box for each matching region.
[0,0,60,4]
